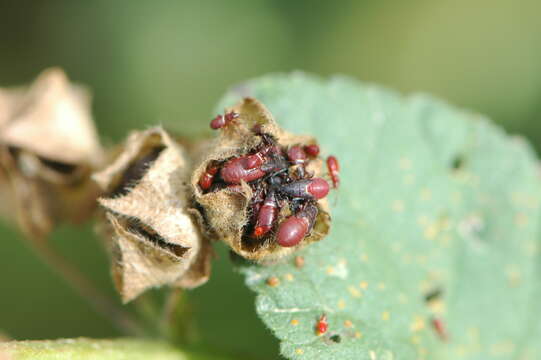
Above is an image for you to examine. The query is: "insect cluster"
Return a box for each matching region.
[199,109,339,249]
[191,98,338,262]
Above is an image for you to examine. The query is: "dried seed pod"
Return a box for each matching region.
[94,127,211,302]
[0,68,103,239]
[191,98,331,263]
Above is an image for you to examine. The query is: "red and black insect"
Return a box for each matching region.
[278,178,329,200]
[253,189,279,237]
[315,314,328,336]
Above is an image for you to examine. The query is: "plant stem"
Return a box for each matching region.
[24,234,145,336]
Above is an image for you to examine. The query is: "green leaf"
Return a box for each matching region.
[0,338,233,360]
[217,73,541,359]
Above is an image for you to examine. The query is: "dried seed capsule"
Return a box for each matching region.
[94,127,211,302]
[0,68,103,239]
[191,98,331,263]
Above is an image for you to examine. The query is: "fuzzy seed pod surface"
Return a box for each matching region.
[94,127,211,302]
[0,68,103,239]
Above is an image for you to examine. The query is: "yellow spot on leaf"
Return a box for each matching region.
[410,335,421,345]
[359,281,369,290]
[398,293,408,304]
[294,256,305,269]
[424,223,439,240]
[360,254,369,262]
[290,319,299,326]
[455,345,467,357]
[326,266,335,275]
[515,212,528,227]
[295,348,304,355]
[266,276,280,287]
[505,265,521,287]
[284,273,294,282]
[392,200,405,213]
[410,316,425,332]
[417,215,430,226]
[348,286,362,298]
[378,282,386,290]
[369,350,377,360]
[399,157,412,170]
[403,173,415,185]
[344,320,353,328]
[355,331,363,338]
[338,299,346,310]
[382,311,390,321]
[420,188,432,201]
[427,299,446,314]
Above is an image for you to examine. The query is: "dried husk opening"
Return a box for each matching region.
[94,127,211,302]
[191,98,331,263]
[0,68,103,239]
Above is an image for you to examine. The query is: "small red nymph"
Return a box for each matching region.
[253,190,279,238]
[326,155,340,188]
[431,317,448,342]
[303,144,320,157]
[287,145,307,165]
[220,156,267,184]
[198,166,219,190]
[210,111,239,129]
[278,178,329,200]
[315,314,328,336]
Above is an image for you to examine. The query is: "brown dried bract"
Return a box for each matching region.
[191,98,331,263]
[0,68,103,239]
[94,127,211,302]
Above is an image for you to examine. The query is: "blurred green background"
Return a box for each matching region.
[1,1,540,358]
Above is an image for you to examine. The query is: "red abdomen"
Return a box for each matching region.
[253,191,278,237]
[276,216,309,247]
[221,157,266,184]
